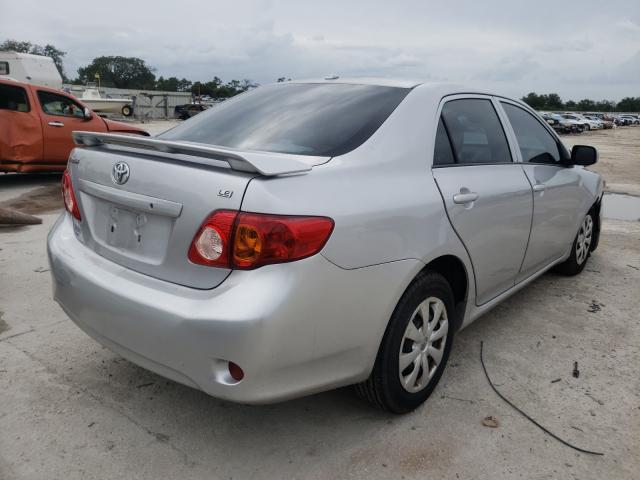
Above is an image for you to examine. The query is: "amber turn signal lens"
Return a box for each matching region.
[234,224,263,264]
[232,213,334,269]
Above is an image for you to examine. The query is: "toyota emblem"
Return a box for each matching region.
[112,162,130,185]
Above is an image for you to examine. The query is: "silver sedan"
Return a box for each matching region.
[48,79,603,413]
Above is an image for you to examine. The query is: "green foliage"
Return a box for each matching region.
[191,77,258,98]
[77,56,156,89]
[0,39,68,81]
[156,76,192,92]
[521,92,631,112]
[617,97,640,112]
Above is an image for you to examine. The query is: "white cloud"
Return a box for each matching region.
[1,0,638,100]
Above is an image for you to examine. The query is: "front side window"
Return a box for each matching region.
[0,62,9,75]
[440,98,512,165]
[160,83,411,156]
[502,103,561,164]
[0,83,29,112]
[37,91,85,118]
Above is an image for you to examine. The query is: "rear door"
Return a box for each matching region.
[431,96,533,305]
[498,100,583,281]
[36,89,106,163]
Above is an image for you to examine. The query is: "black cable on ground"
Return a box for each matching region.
[480,341,604,456]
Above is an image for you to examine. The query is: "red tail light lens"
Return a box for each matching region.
[61,169,81,220]
[188,210,334,270]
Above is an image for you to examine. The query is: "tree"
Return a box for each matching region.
[77,56,156,89]
[545,93,563,110]
[240,79,258,91]
[0,39,68,81]
[576,99,596,112]
[0,39,33,53]
[617,97,640,112]
[190,77,256,99]
[521,92,545,110]
[594,100,616,112]
[156,76,192,92]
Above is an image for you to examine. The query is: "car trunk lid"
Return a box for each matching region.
[68,133,324,289]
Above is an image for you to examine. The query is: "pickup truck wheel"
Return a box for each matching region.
[555,212,594,276]
[121,105,133,117]
[356,271,454,413]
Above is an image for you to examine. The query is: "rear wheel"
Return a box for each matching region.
[356,272,455,413]
[121,105,133,117]
[555,212,594,276]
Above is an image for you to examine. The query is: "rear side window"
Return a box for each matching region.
[440,99,512,165]
[501,103,561,164]
[160,83,411,156]
[433,118,455,166]
[0,61,8,75]
[0,83,29,112]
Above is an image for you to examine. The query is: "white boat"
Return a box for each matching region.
[79,86,134,117]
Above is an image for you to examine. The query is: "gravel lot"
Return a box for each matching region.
[1,125,639,479]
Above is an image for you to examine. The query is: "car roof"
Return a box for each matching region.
[285,77,507,98]
[289,77,423,88]
[0,76,69,96]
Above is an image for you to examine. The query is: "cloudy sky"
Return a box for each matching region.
[2,0,639,100]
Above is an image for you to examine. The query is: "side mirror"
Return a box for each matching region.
[83,107,92,120]
[571,145,598,166]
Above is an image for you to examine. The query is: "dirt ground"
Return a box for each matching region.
[1,125,639,480]
[562,127,640,196]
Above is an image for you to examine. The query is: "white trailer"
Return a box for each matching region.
[0,52,62,88]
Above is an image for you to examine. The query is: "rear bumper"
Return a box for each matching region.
[48,213,420,403]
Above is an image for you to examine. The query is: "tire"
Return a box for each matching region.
[121,105,133,117]
[356,271,455,413]
[555,211,595,276]
[584,124,590,131]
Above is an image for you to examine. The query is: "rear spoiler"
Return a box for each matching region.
[72,131,315,176]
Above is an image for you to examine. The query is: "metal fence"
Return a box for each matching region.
[63,84,193,119]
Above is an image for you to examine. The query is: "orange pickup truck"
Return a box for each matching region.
[0,78,148,172]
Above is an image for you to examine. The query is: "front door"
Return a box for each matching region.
[432,97,533,305]
[499,101,583,281]
[37,90,106,163]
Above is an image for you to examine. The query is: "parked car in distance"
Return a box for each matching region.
[618,114,639,125]
[542,112,581,133]
[174,103,208,120]
[585,115,614,129]
[0,77,149,172]
[611,114,632,126]
[48,79,603,413]
[562,113,601,130]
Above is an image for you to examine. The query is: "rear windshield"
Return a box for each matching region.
[159,83,410,156]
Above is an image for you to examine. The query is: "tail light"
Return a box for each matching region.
[61,169,81,221]
[188,210,334,270]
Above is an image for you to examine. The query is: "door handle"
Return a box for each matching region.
[48,121,65,127]
[532,183,546,192]
[453,192,479,204]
